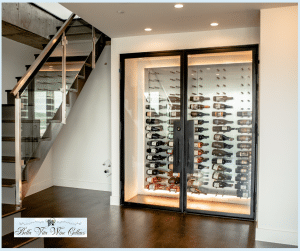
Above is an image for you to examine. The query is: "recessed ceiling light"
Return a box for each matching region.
[174,4,183,8]
[210,22,219,26]
[145,28,152,31]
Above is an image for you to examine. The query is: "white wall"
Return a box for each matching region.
[1,37,41,103]
[110,27,260,205]
[256,6,298,246]
[52,45,112,191]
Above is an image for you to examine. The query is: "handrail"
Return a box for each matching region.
[10,13,76,96]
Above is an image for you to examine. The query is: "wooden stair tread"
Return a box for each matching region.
[2,232,38,248]
[2,156,40,163]
[2,137,39,142]
[2,179,27,187]
[2,204,25,218]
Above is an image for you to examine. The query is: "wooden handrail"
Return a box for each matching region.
[10,13,76,96]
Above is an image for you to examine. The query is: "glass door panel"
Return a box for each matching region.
[123,55,182,209]
[186,50,254,216]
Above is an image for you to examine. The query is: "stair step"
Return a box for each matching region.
[25,64,31,70]
[2,137,40,142]
[2,232,39,248]
[49,34,54,39]
[34,53,39,59]
[15,76,22,82]
[2,156,39,164]
[2,204,25,218]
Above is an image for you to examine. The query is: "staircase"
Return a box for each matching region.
[2,13,109,248]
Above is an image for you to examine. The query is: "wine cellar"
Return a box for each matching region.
[121,46,258,219]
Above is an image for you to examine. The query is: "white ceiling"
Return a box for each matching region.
[61,3,297,38]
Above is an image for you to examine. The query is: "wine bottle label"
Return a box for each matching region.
[217,159,223,164]
[151,149,156,153]
[169,164,173,170]
[214,182,220,188]
[192,96,200,102]
[241,169,247,173]
[212,164,219,170]
[215,112,223,117]
[169,142,174,147]
[167,149,173,154]
[239,152,248,156]
[194,135,198,140]
[222,126,228,131]
[169,156,173,162]
[212,172,219,179]
[146,126,151,130]
[147,170,153,175]
[150,163,155,168]
[214,135,222,141]
[149,184,155,190]
[240,185,247,190]
[241,177,247,181]
[240,160,248,165]
[146,178,152,182]
[214,103,221,109]
[146,133,152,138]
[194,143,198,148]
[194,150,198,155]
[194,164,198,169]
[147,156,153,160]
[151,142,156,146]
[190,104,198,109]
[173,173,179,177]
[194,157,198,163]
[170,112,177,117]
[193,180,202,187]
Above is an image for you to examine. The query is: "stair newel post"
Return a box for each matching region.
[15,92,22,206]
[92,26,96,69]
[61,31,67,124]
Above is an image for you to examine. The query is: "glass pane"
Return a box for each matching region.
[124,55,181,208]
[186,51,253,215]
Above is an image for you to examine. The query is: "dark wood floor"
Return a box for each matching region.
[21,186,294,248]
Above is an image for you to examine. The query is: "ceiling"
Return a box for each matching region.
[61,3,297,38]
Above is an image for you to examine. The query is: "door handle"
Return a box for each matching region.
[186,120,194,174]
[173,120,183,173]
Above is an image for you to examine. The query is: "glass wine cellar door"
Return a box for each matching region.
[121,46,258,219]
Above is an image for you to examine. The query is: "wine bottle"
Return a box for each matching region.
[168,104,181,110]
[195,127,209,133]
[194,135,209,140]
[166,185,180,192]
[235,174,250,181]
[168,119,176,125]
[191,172,209,179]
[145,183,166,190]
[146,148,167,154]
[190,180,209,187]
[167,134,173,140]
[146,169,171,176]
[212,142,233,149]
[145,125,163,131]
[146,133,165,139]
[213,103,233,110]
[146,119,165,124]
[168,96,180,102]
[212,158,232,164]
[212,164,232,172]
[168,155,174,162]
[238,128,252,133]
[237,135,252,141]
[212,171,232,181]
[212,181,233,188]
[146,112,168,117]
[214,134,234,141]
[145,105,167,110]
[235,166,250,173]
[212,149,233,157]
[236,159,251,165]
[190,104,210,110]
[212,112,232,117]
[147,141,165,146]
[166,149,173,155]
[194,164,209,170]
[235,182,249,190]
[237,143,252,149]
[190,96,210,102]
[146,162,166,168]
[194,120,209,125]
[213,119,233,125]
[236,189,250,198]
[166,141,173,147]
[191,112,210,117]
[188,186,202,193]
[238,120,252,125]
[237,111,252,117]
[168,176,180,184]
[194,142,209,148]
[145,176,167,183]
[213,96,233,102]
[194,149,209,156]
[168,164,173,170]
[194,157,209,163]
[146,98,167,103]
[146,155,167,161]
[169,112,180,117]
[212,126,236,132]
[236,151,252,157]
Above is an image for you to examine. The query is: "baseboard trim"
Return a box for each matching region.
[53,178,111,192]
[256,227,298,246]
[110,195,120,206]
[26,179,53,197]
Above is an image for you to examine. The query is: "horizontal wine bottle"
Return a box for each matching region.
[236,151,252,157]
[195,127,209,133]
[237,135,252,141]
[146,162,166,168]
[213,96,233,102]
[190,96,210,102]
[194,142,209,148]
[147,141,165,146]
[190,180,209,187]
[238,120,252,125]
[145,125,163,131]
[168,155,174,162]
[212,112,232,117]
[169,112,180,117]
[235,182,249,190]
[194,149,209,156]
[190,104,210,110]
[194,135,209,140]
[145,183,166,190]
[212,158,232,164]
[194,120,209,125]
[166,149,173,155]
[166,141,173,147]
[235,174,250,181]
[146,155,167,161]
[235,166,250,173]
[168,96,180,102]
[146,97,167,103]
[212,181,233,188]
[145,176,167,183]
[238,128,252,133]
[212,149,233,157]
[237,143,252,149]
[212,142,233,149]
[146,133,165,139]
[168,104,181,110]
[213,103,233,110]
[214,134,234,141]
[166,185,180,193]
[212,171,232,181]
[188,187,202,193]
[168,164,173,170]
[145,105,167,110]
[194,164,209,170]
[236,189,250,198]
[213,119,233,125]
[146,169,171,176]
[194,157,209,163]
[168,176,180,184]
[191,112,210,117]
[146,148,167,154]
[146,119,165,124]
[212,126,236,132]
[191,172,209,179]
[236,159,251,165]
[237,111,252,117]
[212,164,232,172]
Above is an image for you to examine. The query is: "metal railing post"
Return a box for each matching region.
[92,27,96,69]
[15,93,22,206]
[61,31,67,124]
